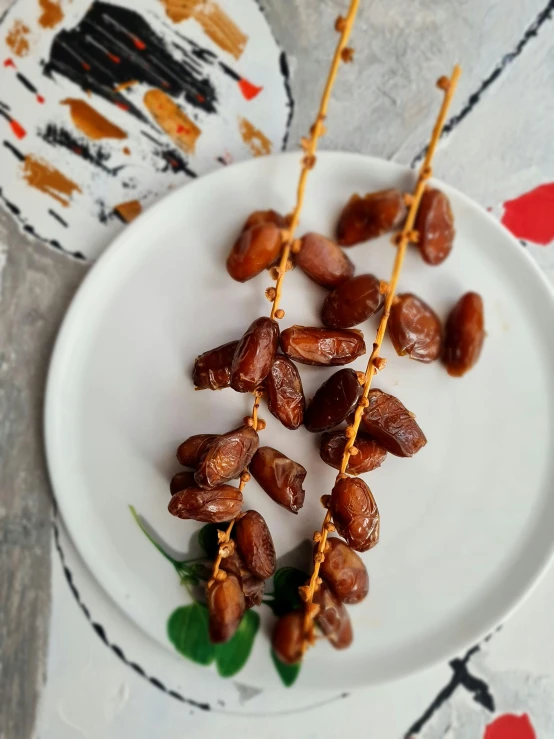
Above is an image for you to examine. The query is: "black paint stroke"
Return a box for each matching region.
[411,0,554,167]
[279,51,294,150]
[3,140,25,161]
[140,130,198,177]
[0,100,11,111]
[16,71,39,95]
[51,518,212,712]
[38,123,124,176]
[48,209,69,228]
[44,1,218,123]
[404,645,495,737]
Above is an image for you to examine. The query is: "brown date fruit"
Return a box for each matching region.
[281,325,365,366]
[388,293,442,363]
[234,510,276,580]
[249,446,306,514]
[360,389,426,457]
[169,470,196,496]
[330,477,380,552]
[319,431,387,475]
[231,316,280,393]
[304,368,363,433]
[226,210,286,282]
[220,549,265,609]
[296,233,355,288]
[176,434,218,468]
[192,340,238,390]
[319,537,369,604]
[336,189,407,246]
[194,425,259,489]
[313,581,353,649]
[168,485,243,522]
[321,274,384,329]
[414,188,455,265]
[265,355,305,430]
[272,610,304,665]
[443,292,485,377]
[207,573,245,643]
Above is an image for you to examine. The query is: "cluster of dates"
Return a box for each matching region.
[169,186,485,655]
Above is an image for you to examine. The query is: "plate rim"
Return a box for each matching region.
[44,149,554,688]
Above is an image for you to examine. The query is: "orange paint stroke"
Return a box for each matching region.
[38,0,64,29]
[238,117,271,157]
[159,0,247,59]
[113,79,138,93]
[6,20,30,57]
[114,200,142,223]
[122,146,131,155]
[21,155,81,207]
[143,88,201,153]
[61,98,127,140]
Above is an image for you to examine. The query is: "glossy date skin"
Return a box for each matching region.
[388,293,442,362]
[321,274,384,329]
[414,188,455,265]
[194,426,259,489]
[281,325,366,366]
[265,355,305,430]
[319,537,369,604]
[360,389,427,457]
[249,446,306,513]
[320,431,387,475]
[330,477,380,552]
[234,510,276,580]
[192,340,238,390]
[296,232,355,288]
[177,434,218,468]
[226,210,286,282]
[336,189,407,246]
[168,485,243,522]
[231,317,280,393]
[304,368,363,433]
[169,470,196,495]
[443,292,485,377]
[272,610,304,665]
[220,549,265,609]
[313,582,353,649]
[207,574,245,643]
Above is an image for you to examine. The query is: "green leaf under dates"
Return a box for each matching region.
[198,522,229,558]
[129,505,183,570]
[214,609,260,678]
[271,649,301,687]
[267,567,308,617]
[167,603,215,666]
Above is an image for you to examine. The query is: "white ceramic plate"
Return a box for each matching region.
[45,151,554,690]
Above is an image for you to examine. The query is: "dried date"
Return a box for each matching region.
[336,189,407,246]
[168,485,243,522]
[234,510,276,580]
[207,573,245,643]
[194,425,259,489]
[176,434,217,468]
[220,548,265,609]
[414,188,455,265]
[281,325,366,366]
[231,316,280,393]
[192,340,238,390]
[388,293,442,363]
[443,292,485,377]
[169,470,196,496]
[265,355,305,430]
[226,210,286,282]
[272,610,304,665]
[330,477,380,552]
[296,232,355,288]
[313,581,353,649]
[304,368,363,433]
[319,537,369,604]
[320,431,387,474]
[360,389,427,457]
[321,274,384,328]
[249,446,306,513]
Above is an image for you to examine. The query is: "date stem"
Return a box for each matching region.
[301,65,462,653]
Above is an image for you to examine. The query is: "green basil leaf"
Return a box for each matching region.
[198,522,229,558]
[167,603,215,666]
[271,649,301,687]
[215,609,260,678]
[269,567,308,617]
[129,505,183,572]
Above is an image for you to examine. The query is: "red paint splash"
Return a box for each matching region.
[106,52,121,64]
[9,118,26,139]
[196,93,205,103]
[82,61,91,71]
[484,714,536,739]
[115,101,129,111]
[502,183,554,245]
[3,58,16,68]
[238,78,263,100]
[132,36,146,50]
[37,95,45,104]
